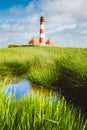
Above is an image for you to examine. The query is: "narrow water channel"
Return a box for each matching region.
[6,79,58,100]
[5,78,87,118]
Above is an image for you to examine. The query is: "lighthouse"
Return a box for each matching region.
[39,16,45,45]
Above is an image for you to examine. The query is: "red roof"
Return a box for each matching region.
[45,39,54,45]
[28,37,40,45]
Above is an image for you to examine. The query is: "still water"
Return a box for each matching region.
[6,79,57,100]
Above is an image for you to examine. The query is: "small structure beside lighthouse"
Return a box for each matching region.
[28,37,39,46]
[45,39,54,46]
[39,16,45,45]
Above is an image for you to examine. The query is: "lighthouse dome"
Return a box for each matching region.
[40,16,44,22]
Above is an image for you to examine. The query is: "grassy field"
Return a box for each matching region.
[0,47,87,83]
[0,47,87,94]
[0,47,87,129]
[0,86,87,130]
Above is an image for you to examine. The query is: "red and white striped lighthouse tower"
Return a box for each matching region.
[39,16,45,45]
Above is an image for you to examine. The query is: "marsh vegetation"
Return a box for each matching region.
[0,47,87,129]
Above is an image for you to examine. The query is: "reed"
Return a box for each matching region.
[0,47,87,90]
[0,87,87,130]
[0,47,87,112]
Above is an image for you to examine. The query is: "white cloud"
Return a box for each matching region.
[9,1,35,15]
[0,14,40,47]
[26,2,35,12]
[39,0,87,18]
[46,23,77,34]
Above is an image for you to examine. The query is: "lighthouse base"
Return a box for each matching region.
[40,43,45,46]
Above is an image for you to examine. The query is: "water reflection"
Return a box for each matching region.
[7,80,30,99]
[6,79,57,100]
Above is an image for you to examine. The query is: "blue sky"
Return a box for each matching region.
[0,0,30,9]
[0,0,87,47]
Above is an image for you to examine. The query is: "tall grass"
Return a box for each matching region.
[0,47,87,110]
[0,86,87,130]
[0,47,87,129]
[0,47,87,89]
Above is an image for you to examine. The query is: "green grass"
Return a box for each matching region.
[0,47,87,104]
[0,86,87,130]
[0,47,87,91]
[0,47,87,129]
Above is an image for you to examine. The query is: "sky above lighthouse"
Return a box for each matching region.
[0,0,87,47]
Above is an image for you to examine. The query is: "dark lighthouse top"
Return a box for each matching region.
[40,16,44,22]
